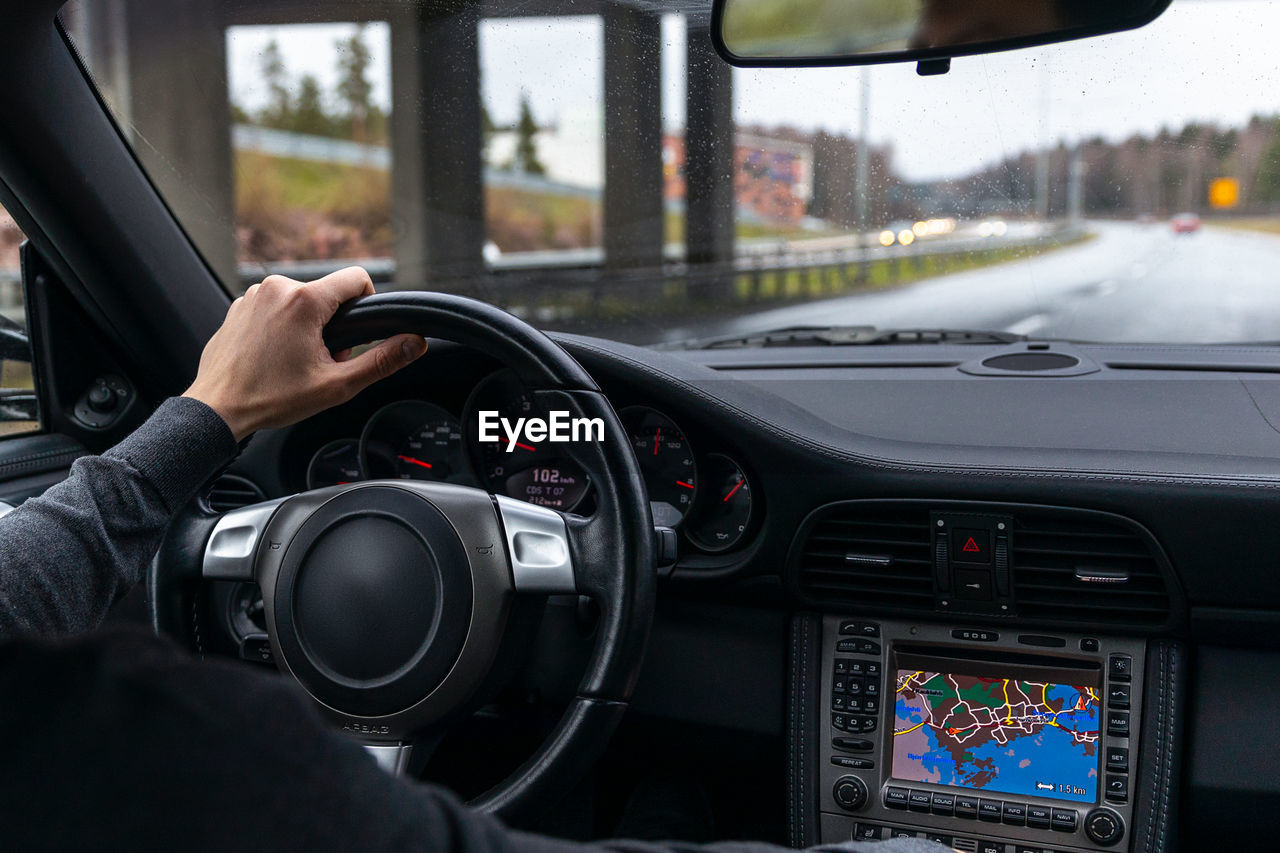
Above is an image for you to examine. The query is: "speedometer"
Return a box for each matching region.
[620,406,697,525]
[465,369,590,511]
[359,400,474,485]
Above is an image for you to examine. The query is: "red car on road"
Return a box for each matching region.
[1172,212,1202,234]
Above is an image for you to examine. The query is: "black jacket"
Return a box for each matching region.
[0,398,937,853]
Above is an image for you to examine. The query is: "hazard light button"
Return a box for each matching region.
[952,528,991,563]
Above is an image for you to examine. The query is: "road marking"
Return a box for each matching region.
[1004,313,1050,336]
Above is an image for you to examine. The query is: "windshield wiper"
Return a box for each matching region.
[666,326,1028,350]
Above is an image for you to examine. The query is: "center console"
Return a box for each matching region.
[814,616,1146,852]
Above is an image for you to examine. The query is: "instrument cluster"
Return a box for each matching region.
[619,406,757,553]
[301,368,760,554]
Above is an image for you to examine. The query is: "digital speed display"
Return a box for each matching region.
[501,465,588,509]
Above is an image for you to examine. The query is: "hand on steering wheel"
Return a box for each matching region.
[183,267,427,440]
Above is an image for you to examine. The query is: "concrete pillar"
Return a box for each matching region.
[603,3,664,271]
[684,21,734,268]
[390,2,485,290]
[122,0,239,289]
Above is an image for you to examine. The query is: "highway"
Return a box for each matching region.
[659,221,1280,346]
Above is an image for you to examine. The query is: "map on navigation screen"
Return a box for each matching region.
[893,669,1101,803]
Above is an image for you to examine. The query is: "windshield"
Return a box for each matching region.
[58,0,1280,346]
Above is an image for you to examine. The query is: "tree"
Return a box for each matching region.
[513,93,545,176]
[260,39,293,128]
[481,102,496,165]
[1252,125,1280,206]
[336,24,374,142]
[1209,128,1237,165]
[292,74,332,137]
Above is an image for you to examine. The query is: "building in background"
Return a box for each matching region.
[665,132,814,226]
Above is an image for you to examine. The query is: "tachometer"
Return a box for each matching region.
[620,406,697,525]
[465,369,590,511]
[360,400,473,485]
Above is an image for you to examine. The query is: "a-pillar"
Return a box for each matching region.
[121,0,239,288]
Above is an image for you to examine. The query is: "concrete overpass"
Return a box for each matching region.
[60,0,734,294]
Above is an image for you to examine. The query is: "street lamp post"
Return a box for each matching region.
[854,66,871,278]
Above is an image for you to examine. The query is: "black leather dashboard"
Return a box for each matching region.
[555,335,1280,614]
[223,332,1280,846]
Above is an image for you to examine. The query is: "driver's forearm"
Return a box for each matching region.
[0,396,238,639]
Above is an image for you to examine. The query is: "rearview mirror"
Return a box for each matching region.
[711,0,1173,68]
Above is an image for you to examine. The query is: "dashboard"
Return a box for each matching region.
[217,333,1280,849]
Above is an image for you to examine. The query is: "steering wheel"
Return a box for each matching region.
[149,292,656,821]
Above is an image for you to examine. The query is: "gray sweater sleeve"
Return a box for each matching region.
[0,396,239,638]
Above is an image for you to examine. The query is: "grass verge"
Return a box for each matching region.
[1209,217,1280,236]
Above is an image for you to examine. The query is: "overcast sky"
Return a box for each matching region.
[227,0,1280,182]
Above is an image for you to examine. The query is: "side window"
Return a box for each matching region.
[0,202,39,436]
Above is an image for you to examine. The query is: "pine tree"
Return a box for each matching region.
[292,74,331,137]
[514,93,545,176]
[481,103,496,164]
[260,39,293,128]
[1252,121,1280,205]
[336,24,374,142]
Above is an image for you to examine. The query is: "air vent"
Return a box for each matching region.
[794,503,935,609]
[794,500,1180,631]
[1012,510,1173,628]
[204,474,265,513]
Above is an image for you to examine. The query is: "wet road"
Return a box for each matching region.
[660,221,1280,345]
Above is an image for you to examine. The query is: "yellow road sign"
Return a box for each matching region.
[1210,177,1240,209]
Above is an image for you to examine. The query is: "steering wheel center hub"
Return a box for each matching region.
[295,515,442,682]
[272,487,474,717]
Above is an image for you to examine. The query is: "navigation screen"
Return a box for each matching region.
[892,668,1101,803]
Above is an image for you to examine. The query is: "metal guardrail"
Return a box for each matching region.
[3,223,1081,332]
[514,224,1087,321]
[238,222,1083,301]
